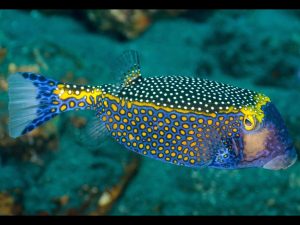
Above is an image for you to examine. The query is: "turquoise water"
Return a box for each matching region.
[0,10,300,215]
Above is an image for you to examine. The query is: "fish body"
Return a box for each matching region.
[8,51,297,170]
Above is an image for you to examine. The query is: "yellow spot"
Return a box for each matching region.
[143,116,148,122]
[233,128,238,132]
[143,151,147,155]
[151,150,156,155]
[123,118,128,123]
[126,126,132,131]
[158,113,164,118]
[228,132,232,136]
[117,132,122,136]
[129,134,134,140]
[165,142,170,147]
[183,148,189,154]
[183,124,189,129]
[189,151,195,157]
[112,132,116,136]
[159,130,164,136]
[133,128,138,134]
[153,117,157,122]
[166,157,171,161]
[107,111,112,116]
[183,156,189,161]
[159,138,164,143]
[190,117,196,122]
[171,152,176,157]
[198,118,203,124]
[103,101,108,107]
[139,144,144,149]
[165,150,170,154]
[165,118,171,124]
[132,142,137,147]
[219,116,224,121]
[225,120,229,125]
[174,121,179,126]
[153,134,158,139]
[178,154,183,159]
[158,153,164,158]
[102,116,107,122]
[111,103,118,112]
[60,104,67,112]
[182,141,187,146]
[230,116,234,121]
[131,121,136,126]
[52,101,59,105]
[208,119,213,125]
[171,114,177,119]
[135,117,140,122]
[164,126,169,131]
[147,128,152,133]
[178,146,183,151]
[146,145,150,150]
[171,127,177,133]
[121,138,126,143]
[158,122,164,127]
[51,108,56,112]
[152,142,157,147]
[216,121,220,126]
[114,115,121,121]
[136,136,141,141]
[180,130,186,135]
[112,123,118,129]
[128,112,133,118]
[181,116,187,121]
[148,110,153,116]
[166,134,172,139]
[188,130,195,135]
[176,135,181,140]
[205,134,210,138]
[142,132,147,137]
[158,146,163,151]
[133,109,139,115]
[140,124,146,129]
[120,124,125,130]
[120,109,125,115]
[109,118,113,123]
[187,136,193,141]
[190,159,195,164]
[141,109,146,114]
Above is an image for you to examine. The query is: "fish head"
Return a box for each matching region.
[238,101,297,170]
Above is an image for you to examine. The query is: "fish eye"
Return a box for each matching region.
[243,114,257,131]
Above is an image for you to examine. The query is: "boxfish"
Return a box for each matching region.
[7,50,297,170]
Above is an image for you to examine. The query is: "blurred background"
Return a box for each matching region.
[0,9,300,215]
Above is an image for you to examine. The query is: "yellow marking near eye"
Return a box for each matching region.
[207,119,213,125]
[60,104,67,112]
[158,153,164,158]
[158,113,164,118]
[120,109,125,115]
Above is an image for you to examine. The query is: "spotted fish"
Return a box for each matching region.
[8,50,297,170]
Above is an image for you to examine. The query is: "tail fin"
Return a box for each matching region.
[8,72,60,138]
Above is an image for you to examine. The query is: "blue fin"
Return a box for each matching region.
[8,72,60,138]
[110,50,142,89]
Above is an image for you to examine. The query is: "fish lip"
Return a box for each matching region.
[263,146,298,170]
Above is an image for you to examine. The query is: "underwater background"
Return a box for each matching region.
[0,9,300,215]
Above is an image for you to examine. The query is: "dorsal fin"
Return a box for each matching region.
[111,50,142,89]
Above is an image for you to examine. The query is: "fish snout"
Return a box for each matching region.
[263,146,297,170]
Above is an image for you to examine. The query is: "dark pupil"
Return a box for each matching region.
[245,118,252,126]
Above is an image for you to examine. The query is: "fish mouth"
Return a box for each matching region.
[263,146,298,170]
